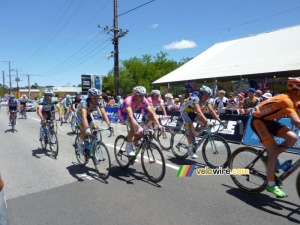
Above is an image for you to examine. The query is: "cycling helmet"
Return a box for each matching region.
[44,88,54,96]
[75,91,81,95]
[22,94,27,98]
[199,85,212,97]
[151,90,160,96]
[287,77,300,90]
[88,88,101,97]
[133,86,147,96]
[66,94,71,99]
[117,95,122,100]
[9,94,15,99]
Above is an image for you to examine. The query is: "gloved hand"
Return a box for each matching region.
[158,124,163,130]
[136,126,144,135]
[86,128,91,135]
[206,121,214,128]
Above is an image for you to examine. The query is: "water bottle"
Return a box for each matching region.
[280,159,292,171]
[84,138,91,151]
[44,128,48,136]
[275,159,281,171]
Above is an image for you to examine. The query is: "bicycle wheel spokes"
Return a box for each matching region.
[141,143,166,183]
[114,135,130,169]
[49,130,59,158]
[157,127,172,150]
[74,136,88,166]
[171,131,189,159]
[202,135,231,168]
[93,141,111,180]
[229,147,267,193]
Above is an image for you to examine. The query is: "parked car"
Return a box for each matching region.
[0,100,7,106]
[26,100,37,111]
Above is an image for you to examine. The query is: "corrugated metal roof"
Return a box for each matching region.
[153,25,300,84]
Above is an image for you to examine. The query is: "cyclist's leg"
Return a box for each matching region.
[251,118,295,197]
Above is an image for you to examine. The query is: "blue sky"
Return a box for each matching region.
[0,0,299,88]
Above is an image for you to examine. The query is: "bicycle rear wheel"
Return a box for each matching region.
[296,171,300,199]
[141,142,166,183]
[229,146,267,193]
[202,135,231,168]
[74,135,88,166]
[171,130,189,159]
[41,135,48,150]
[156,126,173,151]
[114,135,130,169]
[49,129,59,158]
[93,141,111,180]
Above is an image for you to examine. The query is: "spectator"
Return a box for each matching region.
[243,88,259,115]
[262,92,272,101]
[236,92,245,115]
[117,95,124,105]
[213,90,228,114]
[168,98,181,111]
[255,90,263,103]
[164,93,174,108]
[178,94,185,105]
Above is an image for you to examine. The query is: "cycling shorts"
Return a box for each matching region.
[8,107,17,112]
[118,112,138,126]
[250,117,289,146]
[181,112,198,125]
[74,113,95,128]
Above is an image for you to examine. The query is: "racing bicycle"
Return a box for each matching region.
[20,106,27,119]
[40,119,59,158]
[74,127,113,180]
[170,121,231,169]
[114,129,166,183]
[229,145,300,198]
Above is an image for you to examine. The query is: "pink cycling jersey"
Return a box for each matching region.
[119,95,150,113]
[147,96,162,108]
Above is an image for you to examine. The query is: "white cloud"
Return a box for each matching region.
[164,39,197,50]
[150,24,159,29]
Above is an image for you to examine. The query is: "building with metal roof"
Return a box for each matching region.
[153,25,300,85]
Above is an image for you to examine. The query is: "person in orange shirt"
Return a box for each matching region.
[251,77,300,197]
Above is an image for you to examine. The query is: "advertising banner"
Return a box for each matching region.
[81,75,91,95]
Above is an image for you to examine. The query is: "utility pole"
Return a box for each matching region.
[99,0,128,97]
[2,71,4,96]
[2,61,12,94]
[28,74,31,99]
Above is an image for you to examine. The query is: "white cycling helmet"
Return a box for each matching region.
[88,88,101,97]
[66,94,71,99]
[44,88,54,96]
[151,90,160,96]
[199,85,212,97]
[133,86,147,96]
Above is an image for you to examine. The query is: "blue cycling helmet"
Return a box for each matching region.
[9,94,15,99]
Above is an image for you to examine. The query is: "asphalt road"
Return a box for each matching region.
[0,109,299,225]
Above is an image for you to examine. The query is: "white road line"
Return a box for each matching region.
[106,143,179,171]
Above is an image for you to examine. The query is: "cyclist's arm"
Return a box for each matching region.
[72,101,76,111]
[80,108,89,130]
[98,107,111,127]
[37,106,44,119]
[290,113,300,130]
[126,106,140,130]
[207,103,221,122]
[56,103,62,118]
[159,102,167,116]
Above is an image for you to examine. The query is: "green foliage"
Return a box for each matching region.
[102,51,187,95]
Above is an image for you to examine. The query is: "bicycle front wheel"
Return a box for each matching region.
[70,117,79,134]
[49,130,59,158]
[141,142,166,183]
[93,141,111,180]
[202,135,231,168]
[156,126,173,151]
[114,135,130,169]
[171,130,189,159]
[229,146,267,193]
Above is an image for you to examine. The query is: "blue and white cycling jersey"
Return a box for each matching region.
[38,97,58,112]
[62,98,72,108]
[7,99,19,111]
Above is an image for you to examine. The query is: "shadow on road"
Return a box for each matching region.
[223,184,300,224]
[4,129,18,133]
[32,148,55,159]
[166,156,207,168]
[66,162,107,184]
[109,165,162,188]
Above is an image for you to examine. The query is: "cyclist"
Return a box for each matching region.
[75,88,113,156]
[118,86,161,156]
[7,94,20,126]
[181,86,223,159]
[72,92,82,111]
[37,89,62,141]
[143,90,167,128]
[200,86,222,122]
[62,94,72,121]
[19,94,28,114]
[251,77,300,198]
